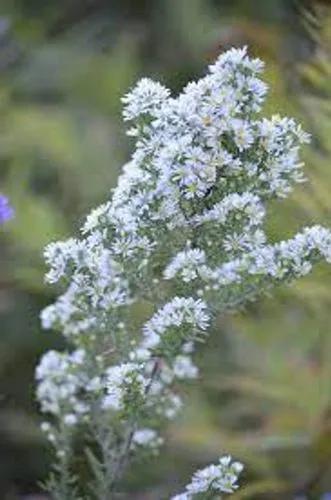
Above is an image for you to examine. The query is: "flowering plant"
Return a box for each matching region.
[36,47,331,499]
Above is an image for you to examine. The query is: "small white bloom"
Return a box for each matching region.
[173,355,198,380]
[131,428,163,450]
[102,363,147,412]
[122,78,170,121]
[171,455,244,499]
[164,248,207,282]
[64,414,78,426]
[142,297,210,351]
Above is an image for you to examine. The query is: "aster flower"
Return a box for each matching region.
[172,455,244,499]
[0,194,14,224]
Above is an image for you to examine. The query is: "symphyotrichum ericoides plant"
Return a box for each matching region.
[36,47,331,500]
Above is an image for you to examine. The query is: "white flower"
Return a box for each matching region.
[132,428,163,450]
[36,350,89,419]
[231,118,255,151]
[164,248,207,282]
[163,393,183,420]
[122,78,170,121]
[102,363,147,412]
[64,414,78,426]
[81,203,110,234]
[209,46,264,75]
[173,355,198,380]
[44,238,87,284]
[172,455,244,499]
[142,297,210,350]
[40,421,51,433]
[193,192,265,227]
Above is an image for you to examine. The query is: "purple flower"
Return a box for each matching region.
[0,194,14,224]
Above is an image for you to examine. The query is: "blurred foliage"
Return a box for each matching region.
[0,0,331,498]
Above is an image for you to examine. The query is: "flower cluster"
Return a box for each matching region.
[0,194,14,224]
[141,297,209,352]
[41,241,130,338]
[36,349,88,425]
[172,455,244,500]
[102,362,147,411]
[36,47,331,498]
[131,428,164,452]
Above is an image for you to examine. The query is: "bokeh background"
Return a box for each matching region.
[0,0,331,498]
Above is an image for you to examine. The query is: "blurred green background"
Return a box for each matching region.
[0,0,331,498]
